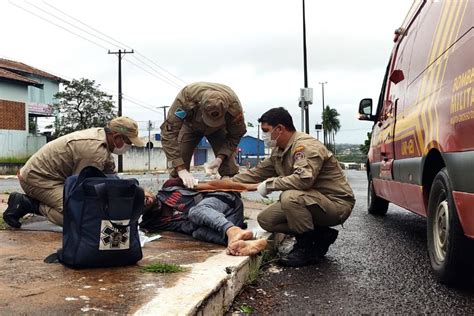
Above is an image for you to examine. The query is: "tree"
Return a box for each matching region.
[51,78,116,137]
[322,105,340,153]
[359,132,372,155]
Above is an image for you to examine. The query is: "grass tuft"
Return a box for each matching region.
[141,262,185,273]
[239,304,255,313]
[0,217,7,230]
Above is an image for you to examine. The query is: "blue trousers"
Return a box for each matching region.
[186,196,244,245]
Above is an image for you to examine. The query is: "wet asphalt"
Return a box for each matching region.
[230,170,474,315]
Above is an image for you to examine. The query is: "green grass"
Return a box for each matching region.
[239,304,255,314]
[246,255,263,285]
[0,157,30,164]
[246,249,278,285]
[0,217,7,230]
[141,262,185,273]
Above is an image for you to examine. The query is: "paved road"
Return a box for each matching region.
[230,170,474,314]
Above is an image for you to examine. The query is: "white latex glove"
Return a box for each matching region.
[257,181,270,198]
[178,169,198,189]
[204,157,223,176]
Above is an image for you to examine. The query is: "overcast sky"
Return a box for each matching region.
[1,0,414,144]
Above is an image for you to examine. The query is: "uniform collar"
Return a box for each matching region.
[274,132,298,157]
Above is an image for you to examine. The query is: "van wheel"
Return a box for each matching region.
[367,174,389,215]
[427,168,473,284]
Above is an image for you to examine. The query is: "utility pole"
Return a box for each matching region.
[147,120,153,172]
[319,81,328,146]
[157,105,169,122]
[256,123,260,164]
[109,49,134,173]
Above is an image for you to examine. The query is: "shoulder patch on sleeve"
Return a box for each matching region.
[174,108,187,120]
[293,145,306,160]
[294,151,305,160]
[294,168,304,174]
[294,145,305,153]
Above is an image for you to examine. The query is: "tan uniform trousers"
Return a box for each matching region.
[170,124,239,177]
[257,190,352,235]
[19,177,64,226]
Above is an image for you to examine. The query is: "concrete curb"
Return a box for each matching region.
[134,231,284,315]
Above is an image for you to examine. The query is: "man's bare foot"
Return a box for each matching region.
[226,239,268,256]
[226,226,254,246]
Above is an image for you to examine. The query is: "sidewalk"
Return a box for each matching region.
[0,195,276,315]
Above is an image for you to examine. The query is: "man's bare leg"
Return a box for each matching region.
[226,239,268,256]
[226,226,253,247]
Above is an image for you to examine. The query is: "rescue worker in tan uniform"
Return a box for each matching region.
[160,82,247,188]
[229,107,355,266]
[2,117,145,228]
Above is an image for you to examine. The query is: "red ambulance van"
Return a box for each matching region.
[358,0,473,283]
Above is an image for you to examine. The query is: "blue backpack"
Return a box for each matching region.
[46,166,145,268]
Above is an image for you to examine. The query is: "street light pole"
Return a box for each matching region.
[319,81,328,145]
[302,0,310,134]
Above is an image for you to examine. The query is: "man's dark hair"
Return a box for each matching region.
[258,107,296,131]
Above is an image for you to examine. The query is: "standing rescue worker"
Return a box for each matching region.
[2,116,145,227]
[229,107,355,266]
[160,82,247,188]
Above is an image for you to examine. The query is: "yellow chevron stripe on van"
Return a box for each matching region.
[425,1,461,151]
[432,0,469,147]
[414,1,450,154]
[415,1,452,154]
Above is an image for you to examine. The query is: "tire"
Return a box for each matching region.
[367,173,389,215]
[427,168,473,284]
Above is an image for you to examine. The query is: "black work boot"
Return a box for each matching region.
[278,234,320,267]
[314,227,339,258]
[2,192,40,228]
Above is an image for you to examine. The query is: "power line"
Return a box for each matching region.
[130,54,184,88]
[122,96,161,114]
[41,1,186,86]
[9,1,109,51]
[25,0,122,50]
[124,58,182,89]
[13,1,185,89]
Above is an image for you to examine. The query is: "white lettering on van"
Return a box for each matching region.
[450,68,474,124]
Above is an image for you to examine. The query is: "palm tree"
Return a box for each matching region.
[322,105,340,153]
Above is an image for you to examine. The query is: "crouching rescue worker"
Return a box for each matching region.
[160,82,247,188]
[230,107,355,266]
[2,116,145,228]
[140,177,267,256]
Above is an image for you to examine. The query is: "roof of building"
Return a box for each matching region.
[0,58,65,82]
[0,68,43,87]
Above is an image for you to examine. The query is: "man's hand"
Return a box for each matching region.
[204,157,223,176]
[242,183,259,191]
[257,181,270,198]
[178,169,197,189]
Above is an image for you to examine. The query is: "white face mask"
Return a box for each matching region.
[262,127,281,148]
[112,136,132,155]
[113,143,131,155]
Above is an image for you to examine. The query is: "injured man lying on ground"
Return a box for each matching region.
[139,177,267,256]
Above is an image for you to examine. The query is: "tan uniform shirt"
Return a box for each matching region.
[160,82,247,168]
[20,128,115,188]
[233,132,355,209]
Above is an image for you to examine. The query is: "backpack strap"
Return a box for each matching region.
[94,182,144,230]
